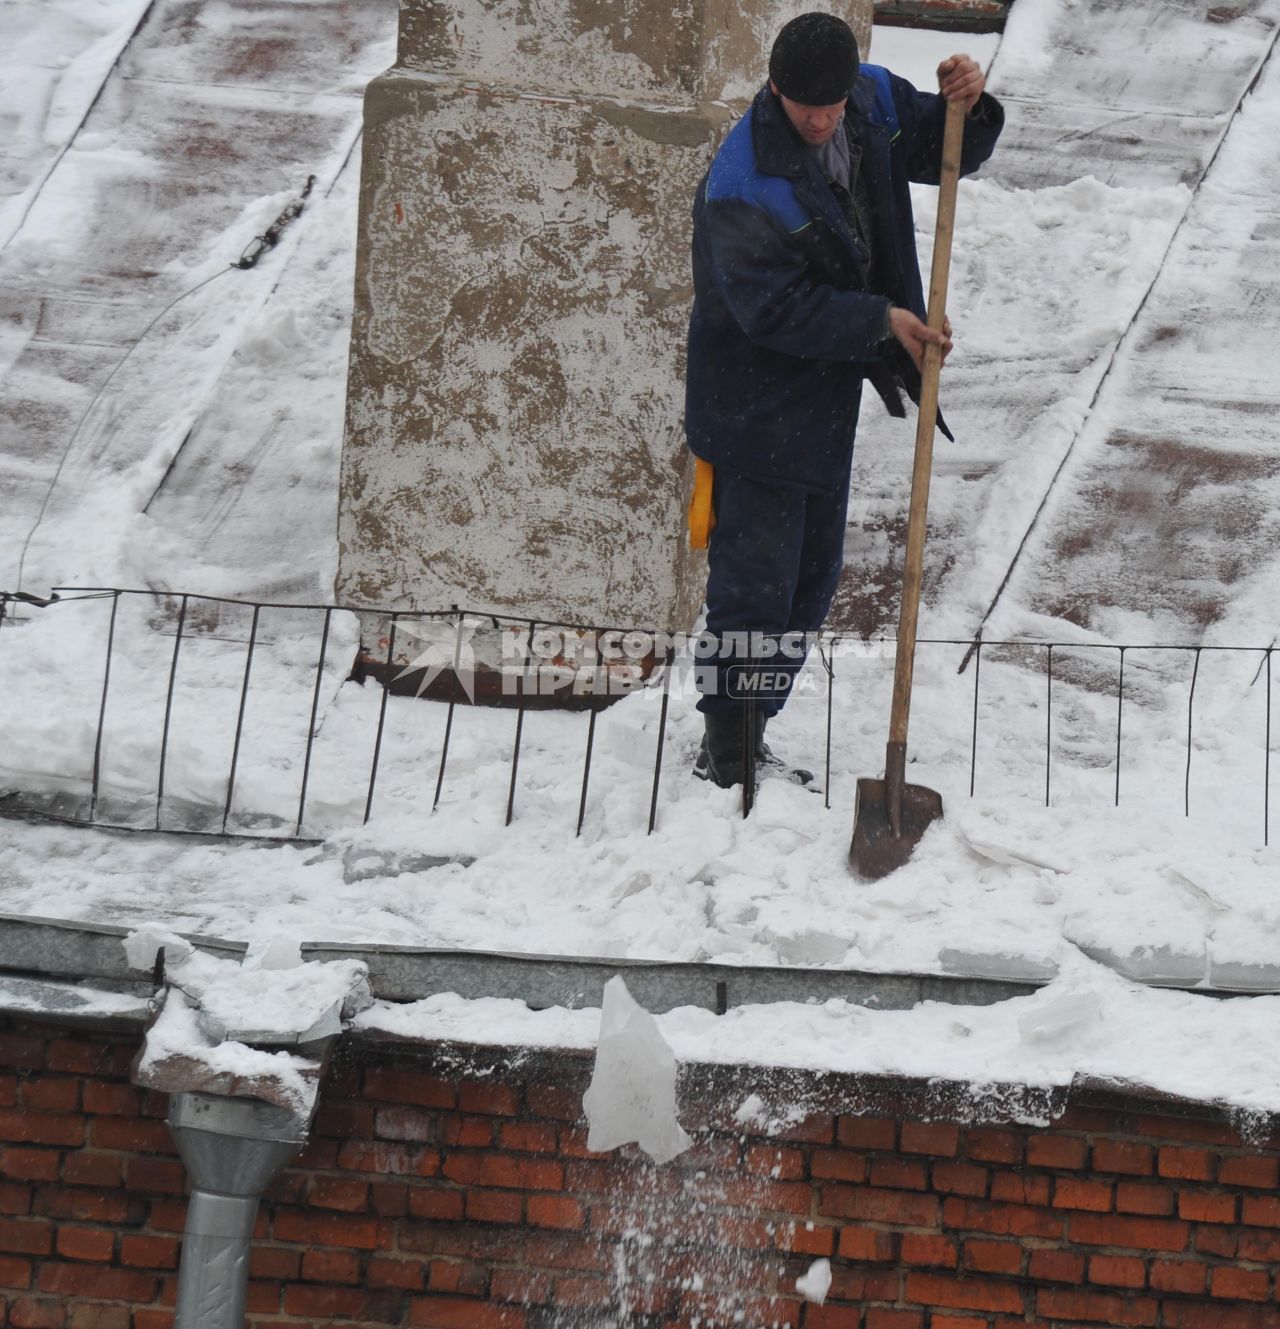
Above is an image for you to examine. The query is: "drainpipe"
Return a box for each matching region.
[169,1091,309,1329]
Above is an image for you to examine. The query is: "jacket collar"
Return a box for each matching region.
[750,76,879,180]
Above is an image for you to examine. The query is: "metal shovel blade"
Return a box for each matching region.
[849,777,944,880]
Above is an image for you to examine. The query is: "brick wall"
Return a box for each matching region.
[2,1014,1280,1327]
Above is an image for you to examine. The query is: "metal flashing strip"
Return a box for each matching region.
[0,912,1042,1013]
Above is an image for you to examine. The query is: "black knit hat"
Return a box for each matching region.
[769,12,860,106]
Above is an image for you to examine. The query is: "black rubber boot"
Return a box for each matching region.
[694,711,747,788]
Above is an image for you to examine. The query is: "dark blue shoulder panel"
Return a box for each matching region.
[704,109,811,233]
[860,64,900,140]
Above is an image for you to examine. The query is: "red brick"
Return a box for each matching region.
[837,1115,896,1150]
[807,1309,880,1329]
[1026,1134,1088,1169]
[124,1157,185,1193]
[301,1249,361,1284]
[58,1154,121,1189]
[0,1254,33,1288]
[308,1177,369,1212]
[524,1085,582,1122]
[408,1296,527,1327]
[963,1239,1022,1275]
[1159,1147,1215,1181]
[132,1314,173,1329]
[439,1116,494,1149]
[364,1069,456,1109]
[408,1189,465,1222]
[0,1182,32,1215]
[293,1138,338,1169]
[1149,1258,1207,1295]
[66,1307,130,1329]
[44,1041,112,1076]
[0,1036,44,1071]
[250,1247,301,1280]
[1028,1248,1085,1283]
[1136,1115,1244,1147]
[1239,1229,1280,1261]
[941,1197,1064,1239]
[81,1080,138,1117]
[1163,1302,1277,1329]
[273,1209,388,1250]
[145,1199,187,1233]
[442,1153,563,1192]
[312,1102,376,1138]
[1211,1267,1270,1301]
[1196,1224,1239,1258]
[820,1185,940,1227]
[491,1268,552,1304]
[466,1190,523,1224]
[0,1219,51,1256]
[428,1260,487,1297]
[55,1228,113,1262]
[31,1189,144,1225]
[1179,1190,1237,1223]
[900,1122,959,1157]
[374,1106,437,1143]
[743,1142,805,1180]
[458,1082,519,1117]
[824,1265,900,1303]
[871,1156,929,1190]
[552,1275,610,1308]
[773,1112,835,1146]
[1242,1194,1280,1227]
[369,1256,425,1290]
[36,1264,156,1301]
[337,1141,436,1176]
[1069,1212,1189,1251]
[527,1194,584,1230]
[837,1226,897,1262]
[19,1082,78,1114]
[1037,1288,1158,1325]
[903,1271,1023,1313]
[810,1149,868,1183]
[88,1117,172,1153]
[932,1161,988,1197]
[0,1075,15,1107]
[499,1122,558,1154]
[963,1128,1022,1165]
[1219,1156,1279,1189]
[371,1181,408,1217]
[1088,1255,1146,1289]
[8,1297,65,1328]
[926,1319,986,1329]
[1054,1178,1113,1211]
[1,1152,59,1184]
[1115,1181,1173,1215]
[778,1221,834,1256]
[865,1311,924,1329]
[282,1285,404,1320]
[989,1170,1050,1205]
[0,1113,83,1149]
[1092,1141,1154,1175]
[901,1233,957,1267]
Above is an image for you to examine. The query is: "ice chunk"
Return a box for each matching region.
[796,1258,832,1304]
[734,1093,766,1125]
[122,929,191,973]
[582,977,691,1165]
[243,937,303,971]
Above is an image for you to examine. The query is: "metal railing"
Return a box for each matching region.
[0,587,1273,847]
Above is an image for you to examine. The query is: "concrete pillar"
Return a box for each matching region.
[336,0,872,690]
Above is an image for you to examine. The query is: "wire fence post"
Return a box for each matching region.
[363,614,400,826]
[432,611,468,814]
[295,606,333,837]
[821,636,834,810]
[506,620,536,827]
[155,593,189,831]
[89,590,121,824]
[576,633,604,837]
[1265,647,1272,848]
[648,646,675,835]
[1185,647,1201,819]
[1044,643,1054,808]
[222,602,262,834]
[968,637,982,798]
[1114,646,1126,807]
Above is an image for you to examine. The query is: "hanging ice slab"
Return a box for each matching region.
[582,976,692,1165]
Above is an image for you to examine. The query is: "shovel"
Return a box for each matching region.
[850,97,965,880]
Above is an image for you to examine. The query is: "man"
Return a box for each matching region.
[685,11,1002,788]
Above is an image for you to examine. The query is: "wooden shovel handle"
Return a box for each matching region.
[887,96,966,752]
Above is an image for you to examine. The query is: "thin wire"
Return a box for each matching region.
[14,266,232,595]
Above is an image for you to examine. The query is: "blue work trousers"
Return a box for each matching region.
[697,461,851,718]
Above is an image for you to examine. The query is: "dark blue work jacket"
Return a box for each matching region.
[685,69,1003,492]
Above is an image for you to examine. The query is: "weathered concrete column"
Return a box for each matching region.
[337,0,872,682]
